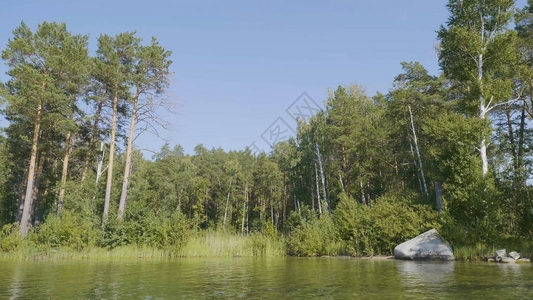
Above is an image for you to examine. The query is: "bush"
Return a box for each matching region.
[0,223,23,252]
[99,216,137,249]
[33,211,97,251]
[98,209,192,252]
[140,212,192,251]
[287,208,343,256]
[334,193,440,256]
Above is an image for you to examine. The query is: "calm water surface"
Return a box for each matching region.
[1,257,532,299]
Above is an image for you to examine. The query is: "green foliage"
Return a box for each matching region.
[287,207,343,256]
[3,4,533,261]
[99,215,137,249]
[0,223,23,252]
[32,211,97,251]
[247,233,270,256]
[139,212,192,251]
[334,194,440,256]
[176,231,285,257]
[99,210,192,252]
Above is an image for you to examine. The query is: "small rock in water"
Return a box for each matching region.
[509,251,520,260]
[487,258,496,263]
[500,257,516,263]
[516,258,531,263]
[495,249,506,257]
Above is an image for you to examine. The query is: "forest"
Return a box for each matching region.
[1,0,533,259]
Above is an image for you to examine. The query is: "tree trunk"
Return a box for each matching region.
[96,142,105,185]
[480,132,488,175]
[282,182,287,225]
[270,188,274,225]
[30,156,46,227]
[339,173,345,192]
[16,171,28,223]
[409,105,428,196]
[366,182,371,206]
[246,193,250,234]
[177,186,184,212]
[223,177,232,230]
[478,52,489,176]
[241,186,247,235]
[315,163,322,216]
[259,197,264,224]
[504,105,521,188]
[360,180,366,205]
[118,94,139,220]
[408,133,423,194]
[517,106,526,186]
[57,130,72,216]
[315,143,329,212]
[435,181,443,213]
[81,100,103,181]
[103,89,119,224]
[19,102,43,237]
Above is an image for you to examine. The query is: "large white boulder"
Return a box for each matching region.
[394,229,454,260]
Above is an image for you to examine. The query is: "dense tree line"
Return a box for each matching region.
[2,0,533,256]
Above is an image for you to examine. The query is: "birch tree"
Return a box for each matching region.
[437,0,518,176]
[516,0,533,119]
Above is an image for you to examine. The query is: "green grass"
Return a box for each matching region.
[452,240,533,261]
[177,231,286,258]
[0,245,175,261]
[0,232,287,261]
[4,230,531,262]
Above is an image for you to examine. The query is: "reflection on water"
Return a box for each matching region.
[7,263,22,300]
[1,258,533,299]
[396,260,456,297]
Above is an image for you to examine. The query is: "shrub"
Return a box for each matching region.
[140,212,192,251]
[99,216,137,249]
[287,208,342,256]
[33,211,97,251]
[0,223,23,252]
[334,193,440,256]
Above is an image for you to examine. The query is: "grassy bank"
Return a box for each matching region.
[0,232,286,261]
[452,240,533,261]
[3,236,532,262]
[178,232,286,257]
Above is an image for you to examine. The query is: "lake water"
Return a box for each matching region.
[1,257,532,299]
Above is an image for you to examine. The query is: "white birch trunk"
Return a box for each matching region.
[315,163,322,216]
[360,180,366,205]
[223,178,232,230]
[409,105,428,196]
[478,14,489,176]
[315,143,328,212]
[241,186,247,235]
[270,188,274,225]
[96,142,105,185]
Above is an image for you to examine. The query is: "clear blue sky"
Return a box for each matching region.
[1,0,526,157]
